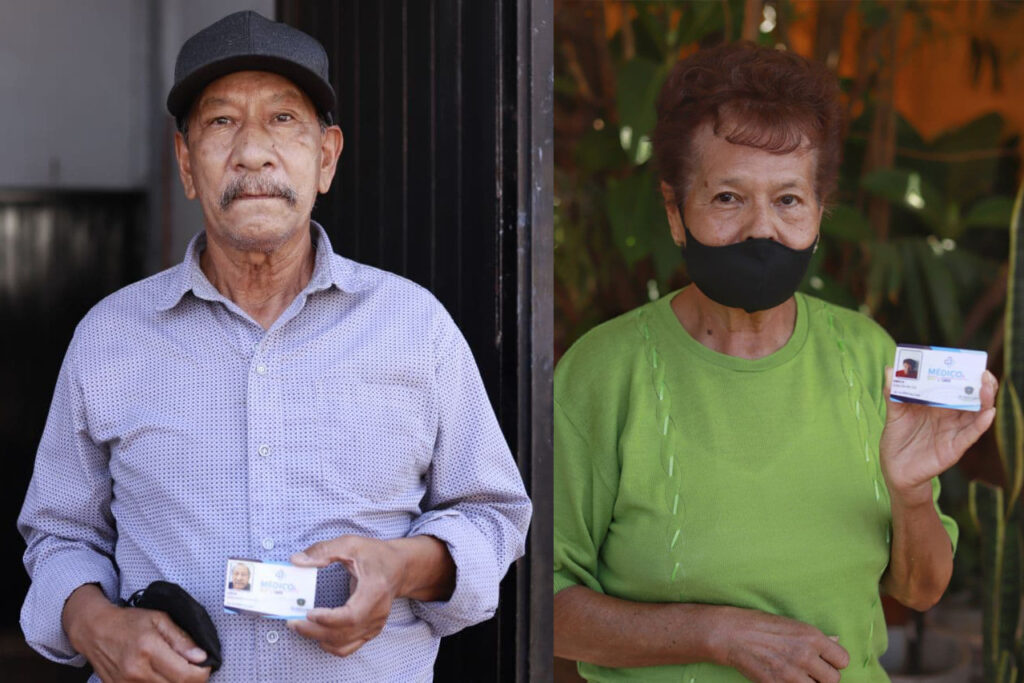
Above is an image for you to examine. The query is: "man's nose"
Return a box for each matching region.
[229,120,277,170]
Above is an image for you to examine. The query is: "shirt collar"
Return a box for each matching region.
[154,221,364,312]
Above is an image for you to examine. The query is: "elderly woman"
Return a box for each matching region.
[553,42,997,682]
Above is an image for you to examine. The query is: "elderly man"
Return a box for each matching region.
[18,11,531,682]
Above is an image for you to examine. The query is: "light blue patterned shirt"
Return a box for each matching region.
[18,223,531,682]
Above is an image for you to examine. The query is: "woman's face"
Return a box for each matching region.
[664,121,823,251]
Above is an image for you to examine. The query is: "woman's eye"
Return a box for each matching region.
[779,194,800,206]
[714,192,736,203]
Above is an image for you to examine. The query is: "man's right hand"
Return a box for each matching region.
[711,607,850,683]
[63,584,211,683]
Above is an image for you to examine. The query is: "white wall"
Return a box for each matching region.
[0,0,150,188]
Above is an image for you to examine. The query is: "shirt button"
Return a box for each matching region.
[256,364,267,375]
[262,538,275,550]
[258,444,271,457]
[266,630,279,644]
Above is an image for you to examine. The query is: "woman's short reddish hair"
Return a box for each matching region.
[652,42,842,202]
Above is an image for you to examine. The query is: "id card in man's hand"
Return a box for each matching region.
[223,558,317,619]
[890,344,988,412]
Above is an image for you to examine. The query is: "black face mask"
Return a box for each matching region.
[680,219,817,314]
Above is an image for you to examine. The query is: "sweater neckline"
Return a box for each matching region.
[651,287,810,372]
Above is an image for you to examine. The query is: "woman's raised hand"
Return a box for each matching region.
[879,367,997,507]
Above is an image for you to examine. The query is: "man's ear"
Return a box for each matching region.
[174,131,196,200]
[317,126,344,194]
[660,181,685,247]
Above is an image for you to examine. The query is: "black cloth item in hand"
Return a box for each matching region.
[125,580,223,672]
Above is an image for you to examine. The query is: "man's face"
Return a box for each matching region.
[174,70,343,252]
[232,564,251,589]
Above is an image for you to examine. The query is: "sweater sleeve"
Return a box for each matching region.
[553,398,620,596]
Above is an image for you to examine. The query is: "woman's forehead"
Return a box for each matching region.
[690,124,818,186]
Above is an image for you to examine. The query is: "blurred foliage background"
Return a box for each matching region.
[555,0,1023,612]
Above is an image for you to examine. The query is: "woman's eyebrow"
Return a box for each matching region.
[711,177,807,190]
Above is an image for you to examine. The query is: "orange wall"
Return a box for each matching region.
[793,0,1024,166]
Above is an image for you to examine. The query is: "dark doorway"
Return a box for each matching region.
[2,190,146,681]
[277,1,551,681]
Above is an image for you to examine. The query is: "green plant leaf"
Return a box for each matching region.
[606,170,661,267]
[900,240,930,341]
[634,4,668,62]
[861,169,947,233]
[933,112,1005,154]
[821,204,873,242]
[1004,180,1024,410]
[995,383,1024,520]
[915,240,963,344]
[576,127,629,175]
[554,73,579,99]
[615,58,666,162]
[886,245,904,305]
[965,196,1015,229]
[650,231,681,285]
[996,649,1018,683]
[865,241,896,314]
[997,181,1024,526]
[935,113,1006,206]
[677,1,724,46]
[859,0,891,28]
[969,481,1023,680]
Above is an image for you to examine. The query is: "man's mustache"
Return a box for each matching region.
[220,176,298,209]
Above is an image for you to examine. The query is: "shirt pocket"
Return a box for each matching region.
[314,377,433,504]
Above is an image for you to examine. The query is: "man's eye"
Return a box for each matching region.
[779,194,800,206]
[714,192,736,203]
[274,113,294,123]
[210,116,231,126]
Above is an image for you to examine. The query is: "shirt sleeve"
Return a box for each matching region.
[18,334,119,665]
[407,316,531,637]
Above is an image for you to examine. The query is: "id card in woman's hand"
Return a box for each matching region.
[223,558,318,619]
[890,344,987,412]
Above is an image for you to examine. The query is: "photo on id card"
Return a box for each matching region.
[223,558,318,619]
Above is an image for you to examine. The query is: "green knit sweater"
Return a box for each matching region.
[554,291,957,682]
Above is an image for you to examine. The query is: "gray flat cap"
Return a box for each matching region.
[167,10,335,129]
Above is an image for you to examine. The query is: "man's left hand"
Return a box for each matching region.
[287,534,454,657]
[880,366,998,506]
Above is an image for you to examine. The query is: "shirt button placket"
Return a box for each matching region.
[250,344,281,567]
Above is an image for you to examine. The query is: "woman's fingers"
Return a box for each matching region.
[818,636,850,670]
[806,656,841,683]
